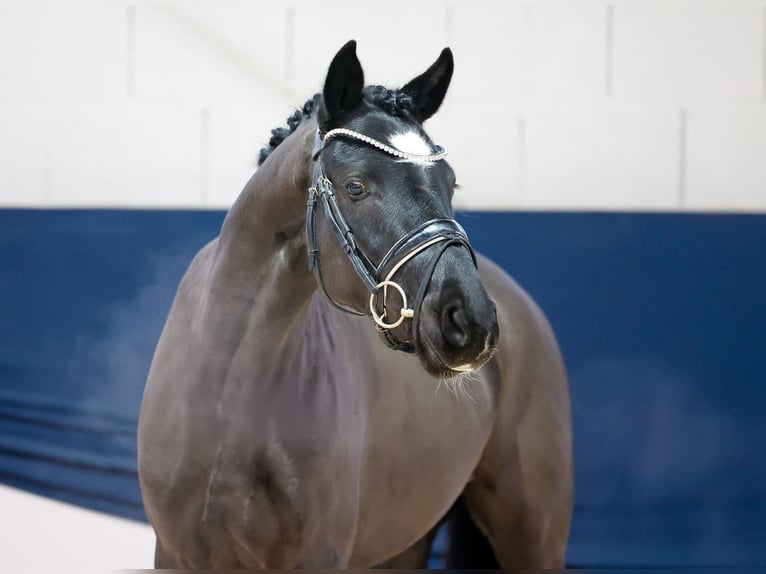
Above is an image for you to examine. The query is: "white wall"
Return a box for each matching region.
[0,0,764,211]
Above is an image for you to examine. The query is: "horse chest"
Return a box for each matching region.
[345,372,496,564]
[207,360,495,567]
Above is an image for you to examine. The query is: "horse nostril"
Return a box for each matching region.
[441,300,469,348]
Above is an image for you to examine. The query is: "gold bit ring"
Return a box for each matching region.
[369,280,414,330]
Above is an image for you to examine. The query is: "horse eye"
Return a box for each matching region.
[346,181,367,197]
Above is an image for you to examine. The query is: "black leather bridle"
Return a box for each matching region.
[306,127,476,353]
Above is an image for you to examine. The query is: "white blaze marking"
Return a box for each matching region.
[389,131,434,163]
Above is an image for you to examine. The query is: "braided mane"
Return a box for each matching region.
[257,86,415,166]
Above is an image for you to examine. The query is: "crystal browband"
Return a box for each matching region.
[322,128,448,163]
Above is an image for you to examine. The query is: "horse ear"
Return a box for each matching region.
[321,40,365,127]
[400,48,454,123]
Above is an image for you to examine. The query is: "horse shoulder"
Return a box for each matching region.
[468,253,573,565]
[138,238,228,564]
[475,250,572,485]
[477,252,569,417]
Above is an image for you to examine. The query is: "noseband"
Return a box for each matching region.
[307,127,476,353]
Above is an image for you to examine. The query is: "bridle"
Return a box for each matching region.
[307,126,476,353]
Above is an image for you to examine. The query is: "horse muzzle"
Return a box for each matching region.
[414,271,500,377]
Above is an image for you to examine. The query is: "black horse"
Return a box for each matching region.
[138,41,572,568]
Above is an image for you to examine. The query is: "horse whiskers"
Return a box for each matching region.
[448,348,499,400]
[454,372,479,404]
[433,369,479,404]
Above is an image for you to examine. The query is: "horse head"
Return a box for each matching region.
[308,40,499,378]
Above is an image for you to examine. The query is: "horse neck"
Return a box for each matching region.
[211,119,317,314]
[221,119,315,249]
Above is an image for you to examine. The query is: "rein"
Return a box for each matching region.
[307,127,476,353]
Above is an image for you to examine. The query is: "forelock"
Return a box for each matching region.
[362,85,415,117]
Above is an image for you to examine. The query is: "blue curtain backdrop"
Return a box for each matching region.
[1,208,764,567]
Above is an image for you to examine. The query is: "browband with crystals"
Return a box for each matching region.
[320,127,448,163]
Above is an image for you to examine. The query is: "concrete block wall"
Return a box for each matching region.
[0,0,764,211]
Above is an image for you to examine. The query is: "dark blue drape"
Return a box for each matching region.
[1,209,764,566]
